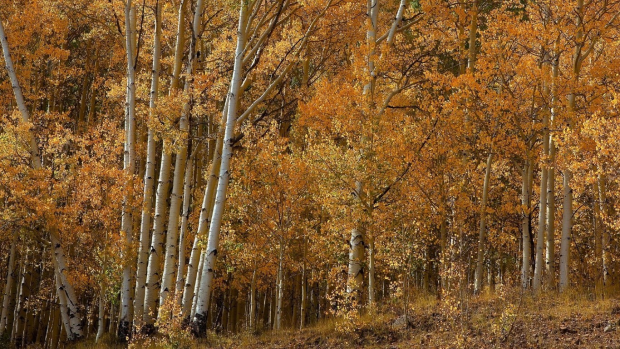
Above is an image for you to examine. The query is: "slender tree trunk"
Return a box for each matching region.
[190,250,205,319]
[275,243,284,331]
[467,1,478,72]
[119,1,138,338]
[96,294,105,343]
[474,152,493,294]
[48,306,60,349]
[521,157,532,288]
[134,0,161,329]
[51,232,83,340]
[193,1,249,334]
[170,0,187,92]
[142,142,172,328]
[175,155,194,306]
[594,181,603,288]
[533,113,550,292]
[0,20,41,167]
[598,176,609,286]
[249,266,256,331]
[159,126,189,313]
[159,0,203,306]
[546,141,556,285]
[11,254,28,345]
[183,135,223,318]
[0,239,16,335]
[300,248,306,329]
[546,47,559,287]
[368,235,376,305]
[559,171,572,292]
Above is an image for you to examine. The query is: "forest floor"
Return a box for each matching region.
[79,287,620,348]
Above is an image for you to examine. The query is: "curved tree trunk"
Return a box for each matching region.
[192,1,249,335]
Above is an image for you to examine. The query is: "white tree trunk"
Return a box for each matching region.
[546,141,556,282]
[521,157,532,288]
[119,1,137,337]
[275,244,284,331]
[598,176,609,286]
[51,232,83,340]
[175,155,194,306]
[134,0,161,328]
[249,267,256,330]
[368,235,375,305]
[347,227,364,297]
[53,265,71,342]
[182,118,224,319]
[0,239,16,335]
[95,294,105,343]
[159,0,205,316]
[559,171,572,292]
[533,113,550,292]
[192,1,249,334]
[474,152,493,294]
[190,250,205,319]
[158,127,188,312]
[170,0,187,91]
[143,143,172,327]
[0,19,40,168]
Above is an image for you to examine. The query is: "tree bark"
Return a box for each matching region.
[119,1,137,338]
[249,267,257,331]
[0,238,16,335]
[521,156,532,288]
[275,243,284,331]
[192,1,249,334]
[133,0,161,329]
[51,232,83,340]
[142,142,172,328]
[533,112,550,292]
[182,135,223,318]
[158,0,205,309]
[474,152,493,294]
[175,155,195,306]
[96,293,105,343]
[559,171,572,292]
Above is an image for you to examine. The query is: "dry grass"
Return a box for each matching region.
[69,287,620,348]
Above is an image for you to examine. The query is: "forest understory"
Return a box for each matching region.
[75,289,620,349]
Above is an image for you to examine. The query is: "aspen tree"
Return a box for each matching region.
[119,0,138,338]
[533,111,550,292]
[193,2,250,332]
[474,152,493,294]
[522,153,533,288]
[175,154,195,306]
[134,0,161,327]
[2,17,83,340]
[159,0,206,314]
[0,239,16,335]
[192,0,333,333]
